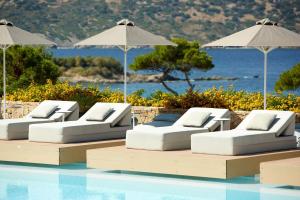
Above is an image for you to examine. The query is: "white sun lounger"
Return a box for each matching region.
[191,110,297,155]
[126,107,230,151]
[0,100,79,140]
[29,103,132,143]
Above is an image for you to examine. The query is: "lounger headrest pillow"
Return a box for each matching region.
[153,113,181,122]
[182,111,211,127]
[86,105,114,121]
[246,113,276,131]
[30,104,58,118]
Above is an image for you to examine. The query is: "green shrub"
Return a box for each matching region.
[0,46,59,94]
[7,82,300,113]
[275,63,300,91]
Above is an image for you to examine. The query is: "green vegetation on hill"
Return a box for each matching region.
[0,0,299,45]
[54,57,123,78]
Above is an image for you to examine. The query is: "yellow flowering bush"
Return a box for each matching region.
[7,81,300,113]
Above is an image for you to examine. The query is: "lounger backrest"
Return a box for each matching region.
[26,100,79,121]
[173,107,230,131]
[79,103,131,127]
[236,110,295,136]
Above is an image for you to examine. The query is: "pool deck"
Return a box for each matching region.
[87,146,300,179]
[0,139,124,165]
[260,157,300,186]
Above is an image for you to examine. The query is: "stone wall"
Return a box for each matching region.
[2,101,39,119]
[1,101,300,129]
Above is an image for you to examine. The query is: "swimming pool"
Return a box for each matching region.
[0,163,299,200]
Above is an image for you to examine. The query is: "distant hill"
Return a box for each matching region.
[1,0,299,46]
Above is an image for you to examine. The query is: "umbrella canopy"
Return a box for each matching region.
[203,18,300,109]
[203,19,300,48]
[0,19,56,118]
[0,19,55,46]
[75,19,176,102]
[76,19,175,48]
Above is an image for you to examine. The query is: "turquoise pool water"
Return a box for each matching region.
[0,163,299,200]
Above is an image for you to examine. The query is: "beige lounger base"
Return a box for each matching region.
[87,146,300,179]
[0,139,124,165]
[260,157,300,186]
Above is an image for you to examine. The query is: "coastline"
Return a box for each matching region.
[58,73,240,84]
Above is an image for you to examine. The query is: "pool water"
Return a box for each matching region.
[0,163,299,200]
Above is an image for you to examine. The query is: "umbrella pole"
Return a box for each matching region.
[2,47,6,119]
[263,51,267,110]
[124,48,127,103]
[258,47,274,110]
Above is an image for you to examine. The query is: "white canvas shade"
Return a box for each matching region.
[0,19,56,118]
[203,18,300,109]
[75,19,176,102]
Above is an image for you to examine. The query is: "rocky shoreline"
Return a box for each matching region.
[59,73,240,84]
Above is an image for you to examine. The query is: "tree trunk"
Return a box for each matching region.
[161,80,178,95]
[184,71,195,90]
[160,70,178,95]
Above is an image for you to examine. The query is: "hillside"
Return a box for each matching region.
[0,0,299,46]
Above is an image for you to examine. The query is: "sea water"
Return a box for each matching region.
[51,48,300,96]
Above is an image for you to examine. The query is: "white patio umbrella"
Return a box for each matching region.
[0,19,56,118]
[75,19,176,102]
[203,18,300,109]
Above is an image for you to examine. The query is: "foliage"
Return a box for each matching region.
[7,80,100,113]
[0,46,59,94]
[162,87,299,112]
[0,0,299,44]
[275,63,300,91]
[7,82,300,113]
[55,56,123,78]
[130,38,213,95]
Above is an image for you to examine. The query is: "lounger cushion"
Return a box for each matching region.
[0,118,54,140]
[182,111,211,127]
[86,105,113,121]
[29,104,58,118]
[153,113,181,122]
[246,113,276,131]
[80,103,131,127]
[26,100,79,122]
[126,126,208,150]
[191,130,297,155]
[174,108,230,131]
[29,121,128,143]
[28,103,132,143]
[236,110,295,137]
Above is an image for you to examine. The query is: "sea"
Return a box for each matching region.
[51,48,300,96]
